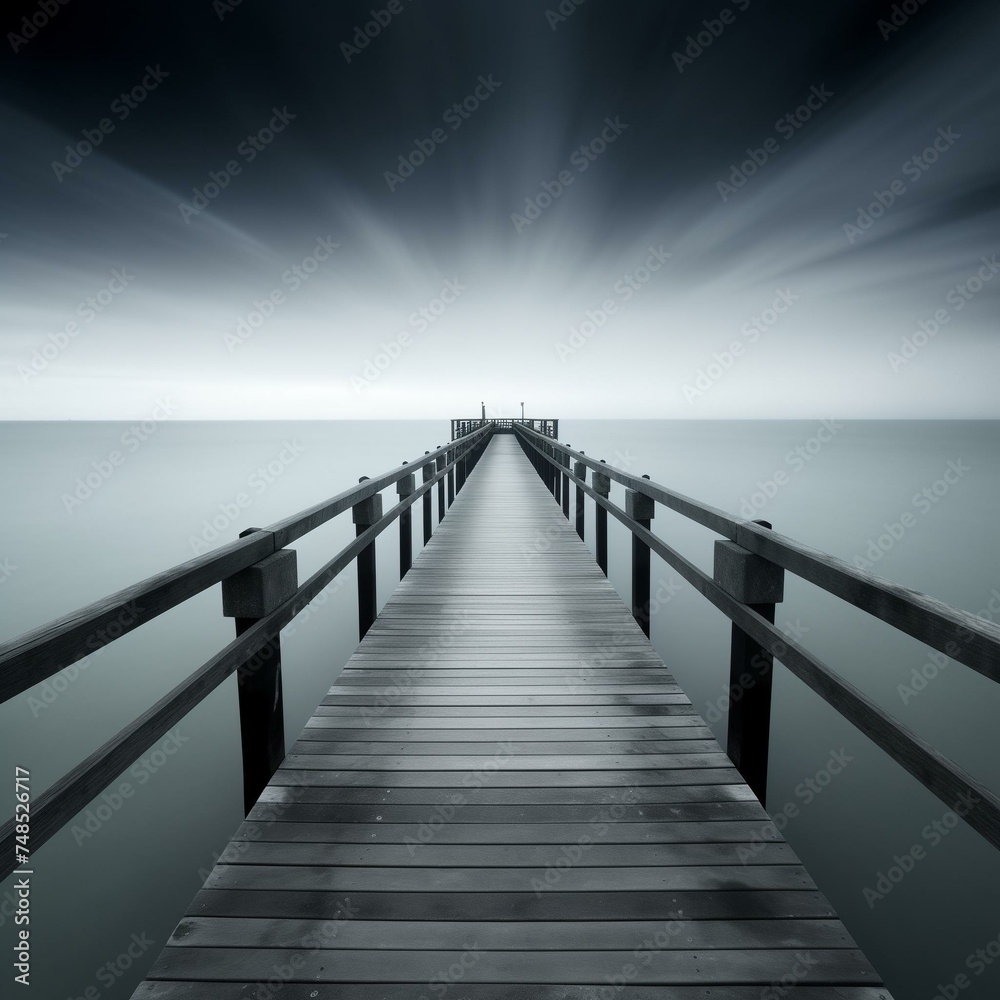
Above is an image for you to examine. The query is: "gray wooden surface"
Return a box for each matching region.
[132,435,890,998]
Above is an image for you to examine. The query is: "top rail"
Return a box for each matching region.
[513,423,1000,854]
[514,424,1000,684]
[452,418,558,439]
[0,427,492,705]
[0,434,484,879]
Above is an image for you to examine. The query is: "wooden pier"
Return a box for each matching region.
[130,436,884,997]
[5,419,1000,997]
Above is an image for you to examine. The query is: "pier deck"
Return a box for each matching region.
[132,436,888,998]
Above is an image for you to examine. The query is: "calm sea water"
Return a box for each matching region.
[1,419,998,999]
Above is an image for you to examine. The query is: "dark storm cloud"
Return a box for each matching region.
[1,0,998,417]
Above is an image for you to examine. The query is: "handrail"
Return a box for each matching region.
[0,426,492,879]
[451,418,559,439]
[0,461,456,877]
[515,423,1000,682]
[0,427,492,703]
[514,424,1000,853]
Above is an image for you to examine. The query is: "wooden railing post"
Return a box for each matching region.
[626,477,655,637]
[222,528,298,814]
[447,447,455,507]
[552,444,561,505]
[592,462,611,576]
[573,456,586,540]
[422,455,434,542]
[713,520,784,805]
[561,448,570,519]
[353,478,381,640]
[396,466,415,578]
[436,450,446,522]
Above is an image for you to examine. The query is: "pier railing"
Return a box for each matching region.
[514,422,1000,854]
[0,425,493,879]
[451,417,558,439]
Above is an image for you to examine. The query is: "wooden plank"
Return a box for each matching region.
[312,706,700,716]
[145,946,880,984]
[255,783,757,805]
[187,887,839,921]
[203,863,818,892]
[279,752,733,771]
[171,916,855,949]
[214,841,797,866]
[233,820,786,844]
[134,985,890,1000]
[246,802,771,824]
[303,715,706,729]
[290,739,722,754]
[270,768,745,787]
[299,724,717,739]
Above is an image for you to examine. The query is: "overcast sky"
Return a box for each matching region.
[1,0,998,419]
